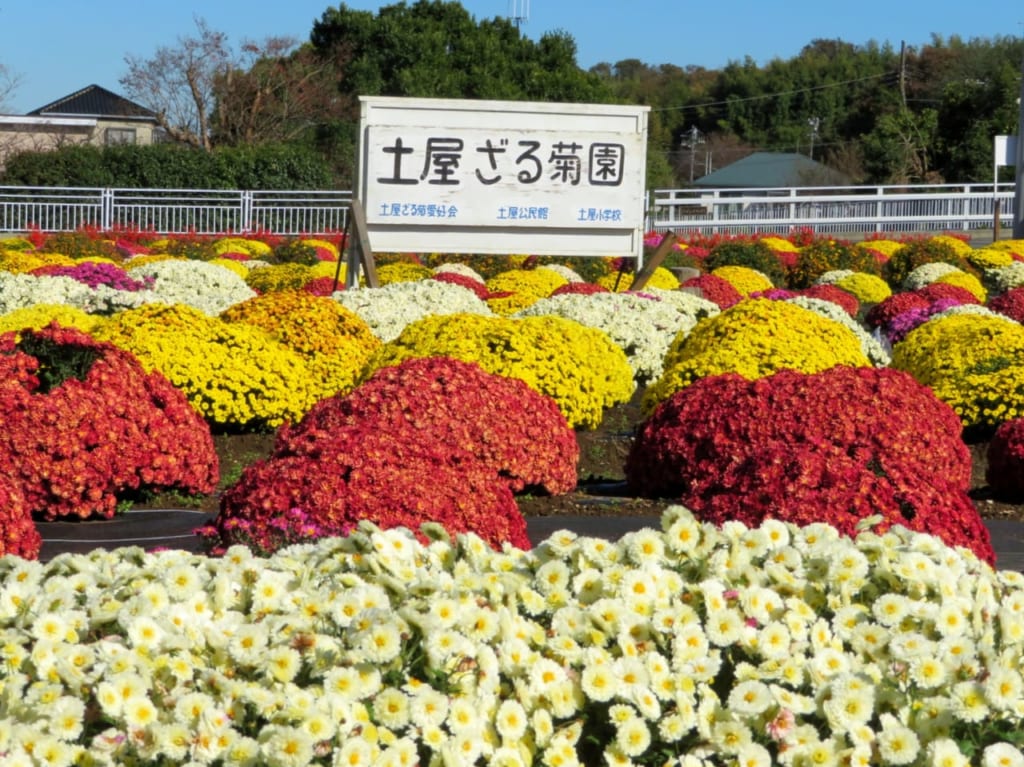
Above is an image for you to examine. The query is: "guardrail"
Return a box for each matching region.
[0,183,1017,239]
[0,187,353,236]
[648,183,1018,237]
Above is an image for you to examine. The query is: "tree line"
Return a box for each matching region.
[2,0,1021,190]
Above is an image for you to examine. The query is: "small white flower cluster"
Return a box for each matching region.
[0,272,159,315]
[903,262,963,291]
[432,262,486,283]
[516,290,719,384]
[786,295,892,366]
[335,280,494,342]
[814,269,857,286]
[127,260,257,316]
[2,508,1023,767]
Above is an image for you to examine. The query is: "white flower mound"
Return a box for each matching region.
[334,279,494,342]
[2,507,1023,766]
[516,289,719,384]
[0,272,158,314]
[903,262,963,291]
[127,259,257,315]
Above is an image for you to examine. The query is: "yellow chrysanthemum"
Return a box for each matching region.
[486,267,569,314]
[645,298,871,414]
[0,304,103,336]
[0,250,60,273]
[221,289,380,401]
[297,238,341,260]
[596,266,680,293]
[929,235,974,257]
[935,270,986,302]
[857,239,903,257]
[710,265,774,296]
[207,257,250,278]
[374,262,435,286]
[245,263,314,293]
[967,247,1014,270]
[211,237,273,257]
[366,312,634,428]
[760,236,799,253]
[834,272,892,304]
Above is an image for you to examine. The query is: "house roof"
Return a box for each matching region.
[694,151,850,188]
[27,84,156,121]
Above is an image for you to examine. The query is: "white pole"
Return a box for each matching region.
[1015,49,1024,238]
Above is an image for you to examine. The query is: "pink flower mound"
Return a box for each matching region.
[680,273,743,308]
[278,356,579,495]
[625,366,994,564]
[987,419,1024,499]
[864,291,931,329]
[209,357,578,554]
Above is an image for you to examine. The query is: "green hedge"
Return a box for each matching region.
[0,143,334,189]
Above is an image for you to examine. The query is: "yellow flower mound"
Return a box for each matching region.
[309,261,345,281]
[645,298,871,414]
[366,312,635,429]
[245,263,313,293]
[967,247,1014,270]
[833,272,891,304]
[208,257,250,278]
[375,262,435,286]
[220,289,380,402]
[759,236,799,253]
[95,303,317,430]
[0,304,103,336]
[486,267,569,314]
[212,237,273,257]
[892,312,1024,429]
[930,234,974,257]
[710,265,774,296]
[598,265,681,293]
[123,254,179,268]
[0,251,70,273]
[935,270,986,302]
[989,239,1024,254]
[857,239,903,258]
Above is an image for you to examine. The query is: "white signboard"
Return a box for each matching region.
[357,96,649,257]
[996,135,1018,167]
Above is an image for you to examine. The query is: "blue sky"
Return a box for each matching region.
[1,0,1019,114]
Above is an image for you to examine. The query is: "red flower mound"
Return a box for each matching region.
[798,284,860,317]
[208,357,576,554]
[278,356,579,495]
[864,291,931,329]
[302,275,342,296]
[915,282,981,306]
[211,426,530,555]
[431,272,490,299]
[680,273,743,308]
[0,325,219,521]
[989,287,1024,323]
[550,282,610,297]
[0,474,41,559]
[987,418,1024,499]
[625,366,994,564]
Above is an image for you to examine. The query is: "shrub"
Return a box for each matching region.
[704,239,787,285]
[788,238,878,288]
[245,262,315,293]
[220,289,381,402]
[366,313,635,429]
[278,356,578,495]
[627,366,993,564]
[645,298,871,414]
[883,237,975,288]
[95,303,317,430]
[375,261,436,286]
[0,324,218,521]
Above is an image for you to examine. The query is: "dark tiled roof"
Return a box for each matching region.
[28,84,156,120]
[694,151,850,188]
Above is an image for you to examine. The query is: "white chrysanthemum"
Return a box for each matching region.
[47,695,86,742]
[358,621,404,664]
[433,262,486,282]
[580,661,617,702]
[982,742,1024,767]
[903,261,962,290]
[705,608,744,647]
[122,694,159,728]
[373,687,411,730]
[259,725,314,767]
[0,272,158,315]
[615,717,651,757]
[876,719,921,765]
[984,666,1024,711]
[335,280,493,341]
[334,736,376,767]
[926,738,970,767]
[265,646,302,684]
[910,654,950,689]
[872,593,911,627]
[128,258,256,314]
[495,699,529,741]
[409,687,449,729]
[727,680,773,716]
[822,675,875,729]
[815,269,856,285]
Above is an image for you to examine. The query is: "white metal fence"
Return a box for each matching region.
[647,183,1018,237]
[0,183,1017,239]
[0,187,353,236]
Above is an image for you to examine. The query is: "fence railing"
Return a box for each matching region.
[647,183,1018,237]
[0,183,1017,239]
[0,187,353,236]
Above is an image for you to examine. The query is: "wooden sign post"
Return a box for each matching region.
[341,199,379,290]
[629,230,678,291]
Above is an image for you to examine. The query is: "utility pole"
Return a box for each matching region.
[1016,40,1024,238]
[808,117,821,161]
[683,124,704,183]
[899,41,908,109]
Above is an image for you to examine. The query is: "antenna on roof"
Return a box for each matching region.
[508,0,529,30]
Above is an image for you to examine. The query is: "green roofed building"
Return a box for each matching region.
[694,151,851,188]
